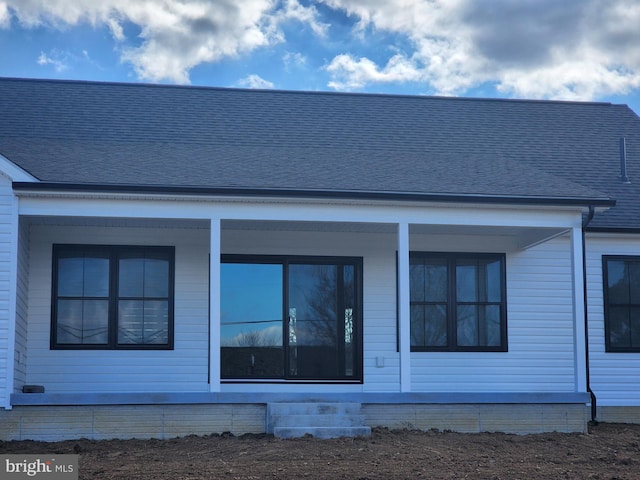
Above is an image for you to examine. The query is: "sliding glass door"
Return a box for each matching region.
[288,263,357,379]
[220,262,284,378]
[221,256,362,381]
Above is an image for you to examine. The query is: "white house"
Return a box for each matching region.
[0,78,639,440]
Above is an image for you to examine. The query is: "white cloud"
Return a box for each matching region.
[2,0,326,84]
[278,0,328,37]
[283,51,307,70]
[0,3,10,28]
[237,74,275,89]
[37,50,69,72]
[326,53,422,90]
[5,0,640,101]
[321,0,640,101]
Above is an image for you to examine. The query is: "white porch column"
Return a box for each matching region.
[571,226,587,392]
[209,217,221,392]
[397,222,411,392]
[2,193,19,409]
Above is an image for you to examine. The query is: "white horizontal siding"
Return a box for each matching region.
[23,221,583,397]
[586,234,640,406]
[410,235,577,393]
[25,225,211,394]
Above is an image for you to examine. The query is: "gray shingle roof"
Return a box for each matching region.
[1,77,639,229]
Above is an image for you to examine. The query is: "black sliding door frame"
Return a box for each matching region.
[221,254,363,383]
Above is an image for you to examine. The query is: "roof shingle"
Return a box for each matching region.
[2,77,639,228]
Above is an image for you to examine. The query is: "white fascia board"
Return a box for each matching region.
[0,154,38,183]
[17,194,585,230]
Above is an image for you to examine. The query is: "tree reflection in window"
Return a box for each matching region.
[409,253,506,351]
[221,257,361,380]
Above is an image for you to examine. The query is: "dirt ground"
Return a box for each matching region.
[2,422,639,479]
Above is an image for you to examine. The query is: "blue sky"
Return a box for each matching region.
[1,1,640,115]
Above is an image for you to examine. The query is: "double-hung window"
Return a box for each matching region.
[51,245,174,349]
[603,256,640,352]
[409,252,507,351]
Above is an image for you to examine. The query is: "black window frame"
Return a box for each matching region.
[220,254,364,382]
[407,252,508,352]
[602,255,640,353]
[51,244,175,350]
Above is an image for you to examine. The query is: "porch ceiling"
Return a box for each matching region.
[410,225,569,250]
[22,216,567,249]
[224,220,567,250]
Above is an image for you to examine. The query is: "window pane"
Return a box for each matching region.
[411,304,448,347]
[58,257,84,296]
[609,305,631,349]
[57,299,109,344]
[457,304,478,346]
[485,260,502,302]
[411,258,448,302]
[629,262,640,301]
[119,257,144,297]
[456,304,502,347]
[425,304,447,347]
[58,255,109,297]
[221,263,284,378]
[119,255,169,298]
[343,265,355,371]
[410,262,425,302]
[607,260,629,304]
[456,262,477,302]
[221,263,283,345]
[118,300,169,345]
[425,261,447,302]
[288,264,337,347]
[143,300,169,344]
[410,305,425,346]
[144,257,170,297]
[483,305,502,346]
[343,265,355,311]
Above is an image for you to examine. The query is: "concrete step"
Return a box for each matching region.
[267,402,363,416]
[273,426,372,439]
[269,413,367,428]
[266,402,371,439]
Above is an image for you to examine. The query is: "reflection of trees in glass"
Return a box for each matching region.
[289,265,338,347]
[288,263,357,378]
[344,308,353,344]
[410,259,448,347]
[221,258,360,379]
[411,304,447,347]
[221,324,282,347]
[410,254,504,349]
[456,260,501,347]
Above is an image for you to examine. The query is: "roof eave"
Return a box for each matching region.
[11,182,616,208]
[586,226,640,234]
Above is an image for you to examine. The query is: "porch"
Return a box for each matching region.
[3,192,593,437]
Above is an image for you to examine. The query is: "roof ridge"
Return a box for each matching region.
[0,76,617,107]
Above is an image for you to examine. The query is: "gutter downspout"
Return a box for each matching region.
[582,205,597,424]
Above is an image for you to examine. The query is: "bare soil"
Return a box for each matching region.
[2,423,639,479]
